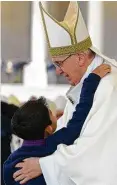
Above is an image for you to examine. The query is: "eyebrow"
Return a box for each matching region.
[54,55,71,63]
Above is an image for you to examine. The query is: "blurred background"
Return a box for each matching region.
[1,2,117,184]
[1,1,117,101]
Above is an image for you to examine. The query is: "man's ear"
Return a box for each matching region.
[77,52,86,67]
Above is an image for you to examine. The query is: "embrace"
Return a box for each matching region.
[4,2,117,185]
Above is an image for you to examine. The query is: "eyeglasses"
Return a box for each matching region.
[53,55,72,68]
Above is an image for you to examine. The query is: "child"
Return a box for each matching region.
[4,64,110,185]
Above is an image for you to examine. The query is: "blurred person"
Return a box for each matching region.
[8,95,21,107]
[8,95,23,152]
[3,65,110,185]
[1,95,8,104]
[1,101,18,185]
[13,2,117,185]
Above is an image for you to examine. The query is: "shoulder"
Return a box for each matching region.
[102,59,117,89]
[4,148,22,165]
[95,69,117,99]
[4,147,29,172]
[102,66,117,87]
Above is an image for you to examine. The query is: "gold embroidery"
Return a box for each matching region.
[39,2,51,47]
[49,37,92,56]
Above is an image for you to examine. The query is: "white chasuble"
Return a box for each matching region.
[40,55,117,185]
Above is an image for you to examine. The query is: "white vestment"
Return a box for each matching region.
[40,54,117,185]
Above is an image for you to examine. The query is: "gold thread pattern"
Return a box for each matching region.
[49,37,92,56]
[39,2,51,47]
[74,2,79,44]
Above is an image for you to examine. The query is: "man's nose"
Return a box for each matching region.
[56,67,63,75]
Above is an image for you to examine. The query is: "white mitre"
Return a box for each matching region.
[39,1,117,68]
[39,1,92,57]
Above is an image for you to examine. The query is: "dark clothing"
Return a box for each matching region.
[1,102,18,185]
[1,115,11,185]
[1,101,18,120]
[4,74,101,185]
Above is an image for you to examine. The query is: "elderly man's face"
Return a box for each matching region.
[52,54,86,86]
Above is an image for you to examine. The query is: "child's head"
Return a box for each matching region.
[11,97,57,140]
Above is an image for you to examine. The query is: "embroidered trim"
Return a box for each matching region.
[74,2,79,44]
[39,2,51,48]
[49,37,92,56]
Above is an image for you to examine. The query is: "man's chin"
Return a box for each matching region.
[68,80,75,86]
[65,77,76,86]
[69,79,80,86]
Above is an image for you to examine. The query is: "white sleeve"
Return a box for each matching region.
[56,100,74,131]
[39,75,117,185]
[39,155,60,185]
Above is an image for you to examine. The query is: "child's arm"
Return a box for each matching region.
[11,65,110,184]
[44,73,101,155]
[47,63,111,151]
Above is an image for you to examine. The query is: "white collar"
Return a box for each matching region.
[66,55,103,104]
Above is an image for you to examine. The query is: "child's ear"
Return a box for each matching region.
[44,125,53,136]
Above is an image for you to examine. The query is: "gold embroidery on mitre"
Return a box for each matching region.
[39,2,51,48]
[50,37,92,57]
[61,1,79,44]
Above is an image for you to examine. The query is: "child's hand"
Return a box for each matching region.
[92,64,111,78]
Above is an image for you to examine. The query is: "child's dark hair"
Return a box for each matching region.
[11,97,52,140]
